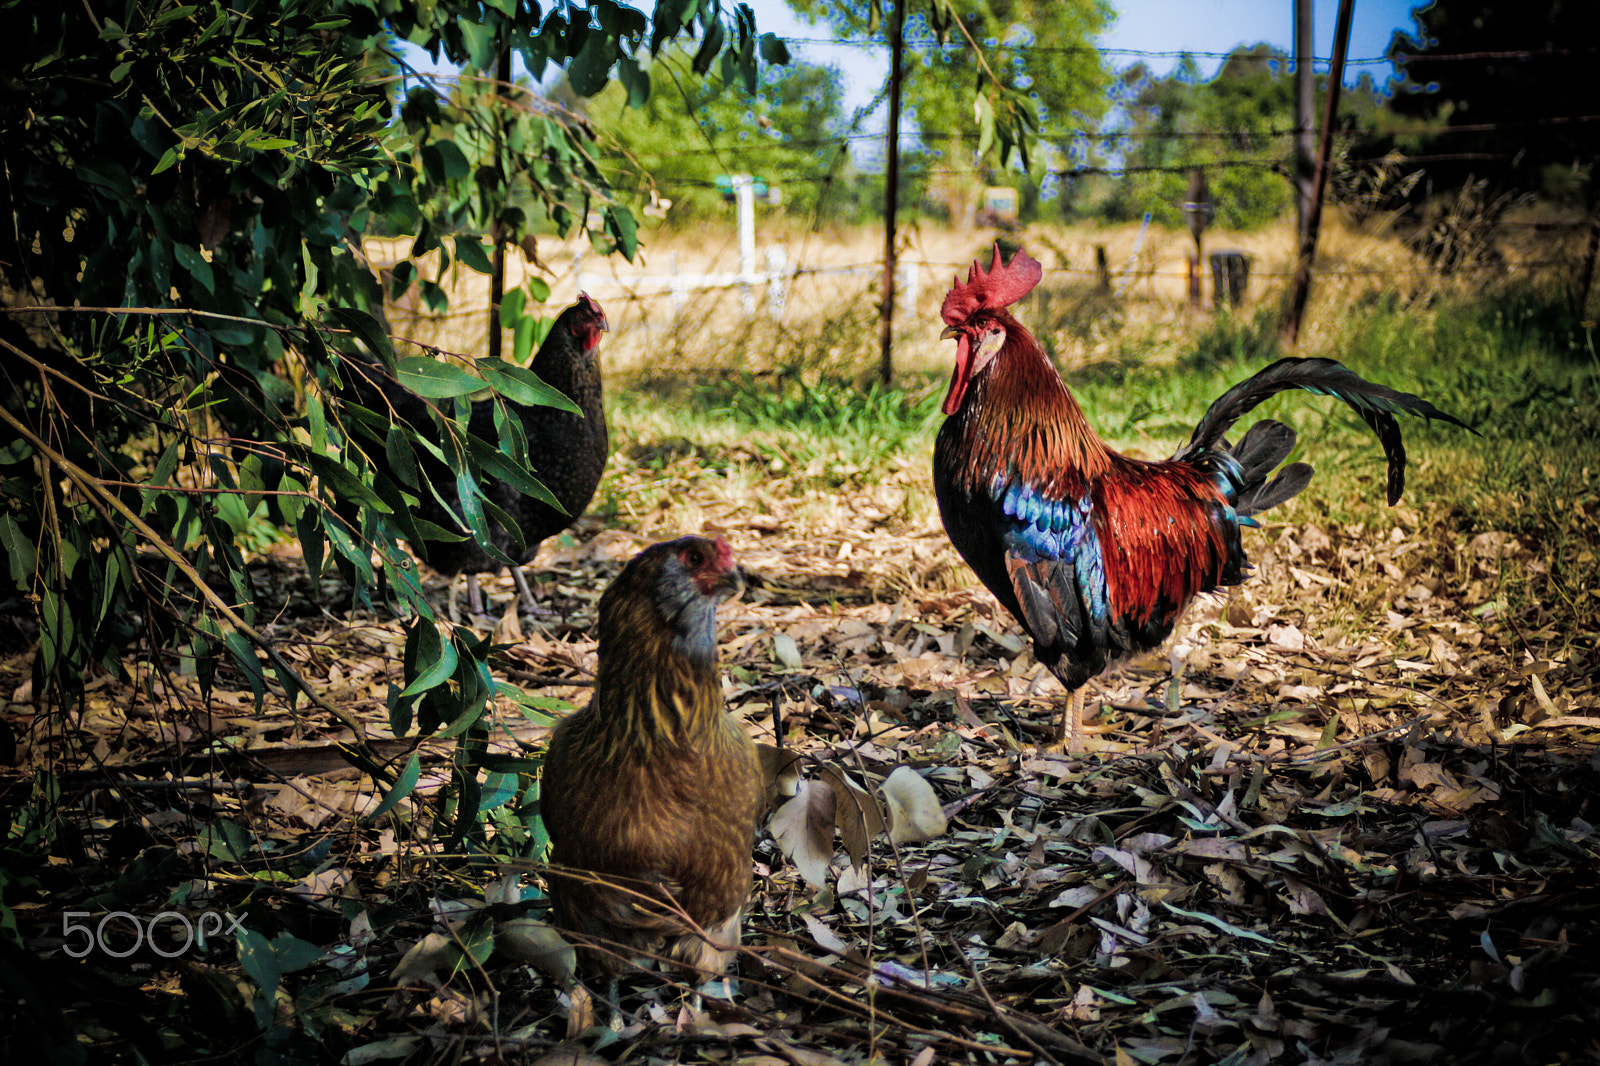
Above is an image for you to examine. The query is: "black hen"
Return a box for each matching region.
[345,294,609,615]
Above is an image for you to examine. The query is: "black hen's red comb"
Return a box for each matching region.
[940,244,1043,327]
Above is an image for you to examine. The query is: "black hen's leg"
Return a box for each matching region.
[511,565,538,615]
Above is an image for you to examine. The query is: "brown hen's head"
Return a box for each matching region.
[938,244,1043,415]
[599,536,742,665]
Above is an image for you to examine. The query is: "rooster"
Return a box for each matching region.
[344,294,609,616]
[933,246,1473,750]
[540,536,761,984]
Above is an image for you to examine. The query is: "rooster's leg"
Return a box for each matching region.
[1063,687,1086,752]
[1048,687,1112,752]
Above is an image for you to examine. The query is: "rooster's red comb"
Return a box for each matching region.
[940,244,1043,327]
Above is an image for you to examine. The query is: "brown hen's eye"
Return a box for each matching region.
[684,548,703,568]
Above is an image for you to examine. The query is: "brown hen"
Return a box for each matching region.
[540,536,760,981]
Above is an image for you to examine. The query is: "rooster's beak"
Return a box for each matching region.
[940,325,959,341]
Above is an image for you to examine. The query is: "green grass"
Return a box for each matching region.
[605,279,1600,643]
[609,371,944,488]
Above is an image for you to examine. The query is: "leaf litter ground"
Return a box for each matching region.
[4,438,1600,1065]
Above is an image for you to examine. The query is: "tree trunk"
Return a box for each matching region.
[1283,0,1355,345]
[878,0,906,388]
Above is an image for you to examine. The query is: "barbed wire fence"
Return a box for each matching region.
[382,38,1599,365]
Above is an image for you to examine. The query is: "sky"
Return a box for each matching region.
[754,0,1432,117]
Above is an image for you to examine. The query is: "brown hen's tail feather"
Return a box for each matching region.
[1178,357,1476,506]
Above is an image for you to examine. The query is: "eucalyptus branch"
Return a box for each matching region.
[940,4,1007,94]
[1,303,290,330]
[0,401,387,777]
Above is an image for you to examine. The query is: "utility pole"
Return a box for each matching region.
[878,0,906,387]
[1284,0,1355,345]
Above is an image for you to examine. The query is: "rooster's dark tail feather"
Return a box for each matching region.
[1178,357,1475,505]
[1227,421,1313,517]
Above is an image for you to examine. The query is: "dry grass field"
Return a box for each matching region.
[372,213,1466,378]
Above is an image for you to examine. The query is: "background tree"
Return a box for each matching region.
[1084,45,1390,230]
[1387,1,1600,207]
[788,0,1108,226]
[585,47,849,224]
[898,0,1113,226]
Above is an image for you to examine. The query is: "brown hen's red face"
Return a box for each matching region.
[679,536,738,597]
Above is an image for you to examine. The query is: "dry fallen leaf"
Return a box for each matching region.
[818,763,885,866]
[390,932,453,986]
[770,779,836,887]
[882,766,948,844]
[760,742,805,806]
[494,917,576,985]
[531,1041,610,1066]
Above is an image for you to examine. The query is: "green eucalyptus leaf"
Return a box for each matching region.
[367,752,422,820]
[606,205,638,260]
[692,15,724,75]
[476,360,580,412]
[0,515,36,588]
[401,621,458,697]
[395,357,484,398]
[454,235,493,274]
[307,454,391,513]
[617,53,649,107]
[224,630,267,712]
[384,423,421,490]
[568,28,615,96]
[327,307,396,369]
[759,33,789,65]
